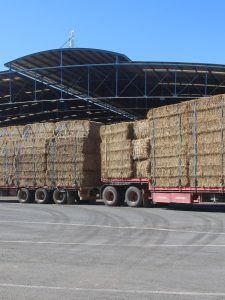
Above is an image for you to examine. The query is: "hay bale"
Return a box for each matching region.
[55,120,101,138]
[0,140,15,185]
[100,122,133,142]
[14,138,48,187]
[46,134,101,187]
[21,123,54,139]
[0,126,23,141]
[132,138,150,160]
[134,160,150,178]
[133,119,150,139]
[101,138,133,179]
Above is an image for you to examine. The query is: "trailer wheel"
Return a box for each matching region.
[17,188,34,204]
[53,189,67,205]
[125,186,143,207]
[35,188,50,204]
[102,186,120,206]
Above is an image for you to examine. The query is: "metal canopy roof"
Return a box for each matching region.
[1,47,225,126]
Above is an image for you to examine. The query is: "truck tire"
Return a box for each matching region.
[102,186,120,206]
[35,188,50,204]
[17,188,34,204]
[125,186,143,207]
[53,189,67,205]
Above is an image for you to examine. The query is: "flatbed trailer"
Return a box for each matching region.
[3,185,99,205]
[101,178,225,207]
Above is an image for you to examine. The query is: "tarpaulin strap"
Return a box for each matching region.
[150,110,155,186]
[220,104,224,187]
[50,139,56,185]
[32,138,36,185]
[193,103,198,187]
[147,119,151,179]
[15,140,22,187]
[4,142,9,184]
[177,105,182,187]
[73,138,77,185]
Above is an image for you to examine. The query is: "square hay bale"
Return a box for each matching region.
[133,119,150,139]
[101,139,133,179]
[14,138,48,187]
[0,126,23,141]
[46,135,101,187]
[100,122,133,142]
[134,160,150,178]
[132,138,150,160]
[0,140,15,185]
[55,120,101,138]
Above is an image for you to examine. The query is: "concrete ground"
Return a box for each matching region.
[0,201,225,299]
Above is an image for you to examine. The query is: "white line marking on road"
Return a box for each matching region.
[0,283,224,297]
[0,240,225,248]
[0,220,224,236]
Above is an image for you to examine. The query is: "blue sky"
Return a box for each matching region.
[0,0,225,69]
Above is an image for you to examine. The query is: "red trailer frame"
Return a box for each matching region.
[101,177,225,206]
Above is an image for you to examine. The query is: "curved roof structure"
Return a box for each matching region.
[1,47,225,126]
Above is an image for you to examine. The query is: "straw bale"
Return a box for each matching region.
[46,135,101,187]
[132,138,150,160]
[101,140,132,153]
[154,176,189,187]
[30,122,55,138]
[101,136,133,179]
[101,166,133,179]
[56,136,99,154]
[154,155,187,168]
[147,104,179,119]
[154,166,188,178]
[55,120,101,138]
[189,176,222,188]
[14,138,48,187]
[134,160,150,178]
[133,119,150,139]
[0,126,23,141]
[100,122,133,142]
[0,140,15,185]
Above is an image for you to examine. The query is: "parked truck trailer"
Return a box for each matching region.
[1,94,225,208]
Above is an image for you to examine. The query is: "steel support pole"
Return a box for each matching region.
[9,65,12,103]
[144,71,147,97]
[205,70,208,96]
[34,73,37,101]
[60,50,63,100]
[115,56,119,97]
[87,67,90,97]
[174,71,177,96]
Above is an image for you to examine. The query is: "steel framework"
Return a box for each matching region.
[1,48,225,125]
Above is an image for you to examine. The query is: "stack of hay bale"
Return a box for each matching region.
[147,103,188,187]
[100,122,134,178]
[0,126,22,185]
[132,119,151,178]
[146,94,225,188]
[46,120,101,187]
[183,95,225,187]
[14,123,54,187]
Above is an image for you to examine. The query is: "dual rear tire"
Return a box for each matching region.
[102,185,145,208]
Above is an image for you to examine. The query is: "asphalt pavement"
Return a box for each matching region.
[0,201,225,299]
